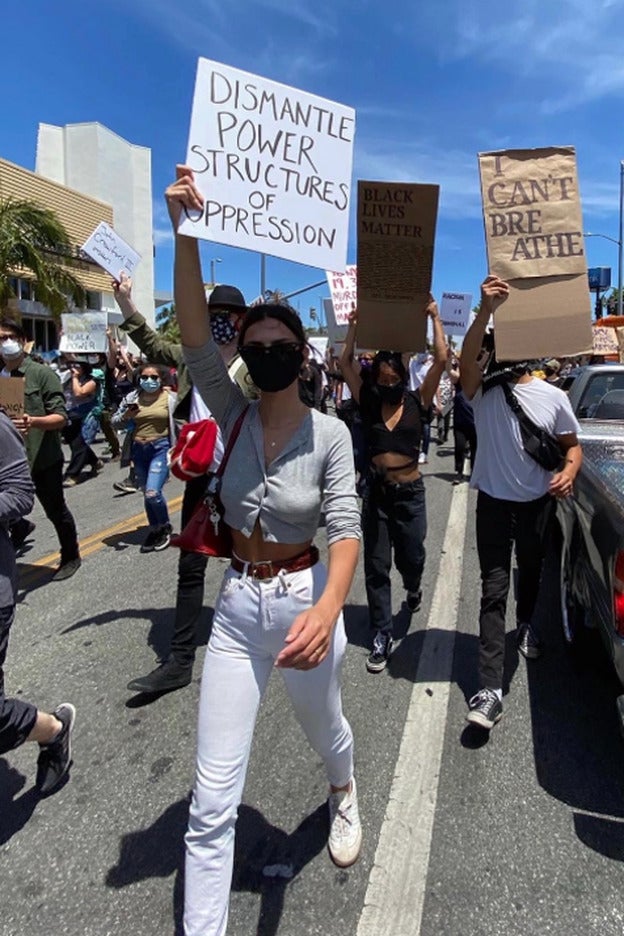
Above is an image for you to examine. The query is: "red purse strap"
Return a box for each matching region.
[216,407,248,478]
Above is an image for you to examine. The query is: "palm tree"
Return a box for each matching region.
[0,197,85,318]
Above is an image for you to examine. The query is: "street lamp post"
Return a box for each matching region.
[210,257,222,285]
[584,161,624,318]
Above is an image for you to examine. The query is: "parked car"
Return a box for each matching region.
[561,363,624,419]
[558,365,624,728]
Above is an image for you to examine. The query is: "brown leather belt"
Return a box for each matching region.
[230,545,319,580]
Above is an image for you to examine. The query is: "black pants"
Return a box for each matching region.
[18,461,79,564]
[0,605,38,755]
[454,424,477,475]
[436,410,451,443]
[100,408,120,457]
[476,490,554,689]
[362,475,427,636]
[169,476,210,666]
[63,415,98,478]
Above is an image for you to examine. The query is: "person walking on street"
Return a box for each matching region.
[62,359,104,486]
[341,302,447,673]
[0,410,75,795]
[460,275,583,730]
[0,319,81,581]
[113,363,176,553]
[168,165,362,935]
[112,274,247,695]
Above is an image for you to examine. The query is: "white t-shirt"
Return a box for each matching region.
[409,354,432,391]
[470,377,580,502]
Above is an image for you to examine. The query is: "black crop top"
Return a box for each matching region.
[359,384,425,461]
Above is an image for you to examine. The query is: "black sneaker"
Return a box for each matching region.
[127,659,193,694]
[406,589,422,613]
[36,703,76,796]
[452,472,465,486]
[517,623,542,659]
[113,477,139,495]
[152,523,172,552]
[466,689,503,729]
[140,528,161,553]
[366,632,393,673]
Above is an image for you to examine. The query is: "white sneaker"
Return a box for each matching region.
[328,777,362,867]
[418,452,426,464]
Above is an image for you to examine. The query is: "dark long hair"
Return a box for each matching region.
[370,351,408,384]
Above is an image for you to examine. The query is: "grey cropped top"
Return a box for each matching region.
[183,339,361,545]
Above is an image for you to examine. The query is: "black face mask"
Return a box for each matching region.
[375,382,404,406]
[239,343,304,393]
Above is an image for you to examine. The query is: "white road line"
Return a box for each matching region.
[357,482,469,936]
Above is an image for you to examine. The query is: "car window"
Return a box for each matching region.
[578,373,624,418]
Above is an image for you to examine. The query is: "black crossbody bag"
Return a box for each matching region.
[500,381,563,472]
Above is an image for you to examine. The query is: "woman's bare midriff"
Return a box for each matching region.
[371,452,421,485]
[230,522,312,564]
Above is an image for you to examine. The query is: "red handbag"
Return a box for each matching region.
[169,418,219,482]
[170,408,248,557]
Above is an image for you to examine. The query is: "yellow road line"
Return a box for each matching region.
[18,494,184,584]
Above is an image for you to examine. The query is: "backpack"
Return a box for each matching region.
[169,419,219,482]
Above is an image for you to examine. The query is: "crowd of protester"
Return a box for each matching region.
[0,169,593,934]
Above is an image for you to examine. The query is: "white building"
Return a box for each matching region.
[36,122,156,328]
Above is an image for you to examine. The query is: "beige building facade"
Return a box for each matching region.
[0,157,114,350]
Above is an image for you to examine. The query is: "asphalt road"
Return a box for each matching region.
[2,436,624,936]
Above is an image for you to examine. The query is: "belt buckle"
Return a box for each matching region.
[252,561,274,580]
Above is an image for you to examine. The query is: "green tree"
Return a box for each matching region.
[155,303,181,342]
[0,197,85,318]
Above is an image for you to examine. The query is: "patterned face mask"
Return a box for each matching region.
[210,312,238,346]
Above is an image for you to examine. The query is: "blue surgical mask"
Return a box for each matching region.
[1,338,23,359]
[139,377,161,393]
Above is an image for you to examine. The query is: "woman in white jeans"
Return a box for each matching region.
[166,166,362,936]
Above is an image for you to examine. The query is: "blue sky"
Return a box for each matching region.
[3,0,624,325]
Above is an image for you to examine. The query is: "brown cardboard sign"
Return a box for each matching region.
[356,180,439,351]
[0,377,25,419]
[479,147,592,360]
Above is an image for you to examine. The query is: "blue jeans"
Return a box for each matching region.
[362,474,427,636]
[131,437,170,528]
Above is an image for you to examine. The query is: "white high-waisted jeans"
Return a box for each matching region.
[184,560,354,936]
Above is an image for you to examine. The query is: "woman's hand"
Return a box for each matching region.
[426,294,440,318]
[276,606,335,670]
[480,275,509,312]
[347,305,358,328]
[165,165,204,231]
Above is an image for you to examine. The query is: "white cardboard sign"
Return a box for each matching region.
[439,292,472,336]
[326,265,357,325]
[81,222,141,280]
[323,298,348,348]
[180,58,355,270]
[59,312,109,353]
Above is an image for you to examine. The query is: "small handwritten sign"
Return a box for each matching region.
[592,325,619,355]
[439,292,472,336]
[0,377,25,418]
[326,266,357,325]
[81,222,141,280]
[179,58,355,270]
[59,312,109,353]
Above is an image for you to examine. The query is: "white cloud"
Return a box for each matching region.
[433,0,624,112]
